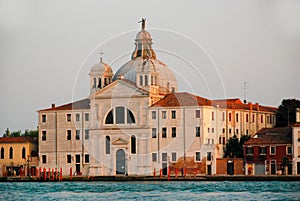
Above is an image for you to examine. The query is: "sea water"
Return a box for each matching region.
[0,181,299,200]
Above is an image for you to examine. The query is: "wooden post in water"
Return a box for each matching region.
[70,167,72,180]
[52,169,54,181]
[43,168,46,181]
[20,167,22,179]
[153,168,156,178]
[160,169,162,179]
[60,167,62,181]
[168,167,170,181]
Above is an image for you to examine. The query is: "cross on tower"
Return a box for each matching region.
[99,51,104,62]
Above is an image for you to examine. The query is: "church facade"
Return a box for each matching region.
[38,20,277,176]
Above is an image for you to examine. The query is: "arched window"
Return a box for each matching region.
[105,109,114,124]
[93,78,96,88]
[151,76,153,85]
[22,147,26,159]
[98,78,102,88]
[145,75,148,86]
[154,76,157,85]
[140,75,143,86]
[104,78,107,86]
[131,135,136,154]
[0,147,4,159]
[9,147,13,159]
[105,107,136,125]
[105,136,110,154]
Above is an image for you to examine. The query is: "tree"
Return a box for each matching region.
[276,99,300,127]
[224,135,250,158]
[10,130,21,137]
[23,129,38,137]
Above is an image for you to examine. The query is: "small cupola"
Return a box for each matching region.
[89,52,114,94]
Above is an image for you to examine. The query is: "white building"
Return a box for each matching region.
[292,108,300,175]
[38,20,277,176]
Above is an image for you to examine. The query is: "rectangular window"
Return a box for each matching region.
[75,154,80,163]
[229,128,232,134]
[85,113,89,121]
[85,130,89,140]
[208,127,210,133]
[152,128,157,138]
[219,137,222,144]
[208,139,210,144]
[270,115,273,124]
[212,112,214,121]
[67,154,72,163]
[229,113,232,122]
[172,152,176,161]
[67,114,71,122]
[246,114,249,122]
[67,130,72,140]
[259,147,266,155]
[267,115,270,124]
[222,128,225,134]
[195,110,200,118]
[42,115,46,123]
[152,111,156,119]
[246,147,254,155]
[152,153,157,162]
[162,127,167,138]
[42,155,47,164]
[171,127,176,138]
[76,130,80,140]
[270,146,276,155]
[246,129,249,135]
[42,131,46,141]
[223,137,225,145]
[236,113,239,122]
[195,152,201,162]
[76,113,80,121]
[207,152,212,161]
[195,127,200,137]
[171,110,176,119]
[85,154,89,163]
[261,115,264,123]
[287,146,292,155]
[236,129,239,134]
[212,128,214,133]
[162,111,167,119]
[252,114,255,123]
[162,153,167,161]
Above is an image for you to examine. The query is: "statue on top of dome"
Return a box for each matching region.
[139,18,146,30]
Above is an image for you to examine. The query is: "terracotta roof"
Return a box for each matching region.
[151,92,277,113]
[0,137,37,144]
[151,92,211,107]
[293,123,300,127]
[39,99,90,112]
[244,127,292,145]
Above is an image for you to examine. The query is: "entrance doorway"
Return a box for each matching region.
[116,149,125,175]
[271,160,276,175]
[227,161,234,175]
[207,165,212,175]
[162,163,167,175]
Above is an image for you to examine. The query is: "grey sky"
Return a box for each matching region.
[0,0,300,134]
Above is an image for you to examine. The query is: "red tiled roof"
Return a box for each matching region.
[0,136,37,144]
[151,92,211,107]
[39,99,90,112]
[151,92,277,113]
[244,127,292,145]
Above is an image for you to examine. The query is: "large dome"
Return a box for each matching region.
[113,58,178,93]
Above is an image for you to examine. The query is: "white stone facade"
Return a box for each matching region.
[37,21,277,176]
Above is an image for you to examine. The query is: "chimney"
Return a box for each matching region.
[255,103,259,111]
[52,103,55,108]
[296,108,300,123]
[249,102,252,110]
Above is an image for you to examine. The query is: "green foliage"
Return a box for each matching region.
[224,135,250,158]
[276,99,300,127]
[2,129,38,137]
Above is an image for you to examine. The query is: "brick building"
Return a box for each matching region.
[244,127,292,175]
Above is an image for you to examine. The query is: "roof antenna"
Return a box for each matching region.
[243,82,247,104]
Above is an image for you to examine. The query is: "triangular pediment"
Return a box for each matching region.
[90,79,149,99]
[112,137,129,145]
